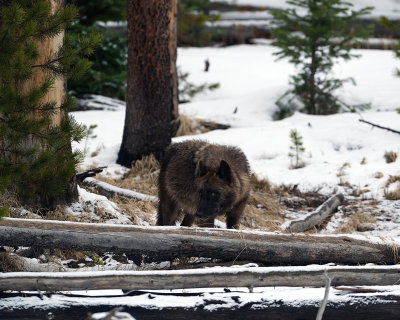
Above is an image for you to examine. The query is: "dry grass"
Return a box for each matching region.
[384,151,397,163]
[0,250,25,272]
[175,114,230,137]
[175,114,203,137]
[336,211,375,233]
[385,185,400,200]
[119,154,160,196]
[384,175,400,200]
[110,195,156,225]
[242,174,282,231]
[349,187,369,197]
[374,171,384,179]
[385,175,400,187]
[44,206,80,221]
[96,154,160,198]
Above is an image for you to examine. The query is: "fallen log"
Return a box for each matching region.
[285,193,344,233]
[0,218,398,266]
[1,265,400,291]
[82,177,158,203]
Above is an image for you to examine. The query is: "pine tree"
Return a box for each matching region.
[271,0,373,117]
[0,1,100,208]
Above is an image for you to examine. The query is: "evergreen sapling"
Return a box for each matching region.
[288,129,306,169]
[271,0,373,118]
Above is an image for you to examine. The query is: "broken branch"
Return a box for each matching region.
[285,193,344,233]
[359,119,400,135]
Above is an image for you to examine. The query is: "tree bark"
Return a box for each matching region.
[0,218,397,266]
[1,265,400,291]
[118,0,179,166]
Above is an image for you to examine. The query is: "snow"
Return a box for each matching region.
[65,186,131,224]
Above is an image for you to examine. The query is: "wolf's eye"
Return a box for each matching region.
[211,192,215,197]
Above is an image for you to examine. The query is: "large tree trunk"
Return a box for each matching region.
[117,0,179,166]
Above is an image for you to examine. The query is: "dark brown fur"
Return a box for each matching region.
[157,140,250,229]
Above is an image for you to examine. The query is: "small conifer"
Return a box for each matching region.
[288,129,306,169]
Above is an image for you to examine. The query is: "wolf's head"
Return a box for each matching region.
[195,159,235,220]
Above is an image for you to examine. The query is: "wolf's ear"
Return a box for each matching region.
[197,161,208,177]
[217,160,231,183]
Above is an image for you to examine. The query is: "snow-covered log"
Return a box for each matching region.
[82,177,158,203]
[75,94,126,111]
[285,193,344,233]
[0,218,397,266]
[1,265,400,291]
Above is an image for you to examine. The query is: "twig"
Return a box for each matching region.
[316,270,333,320]
[359,119,400,135]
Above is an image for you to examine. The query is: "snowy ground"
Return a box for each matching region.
[4,40,400,317]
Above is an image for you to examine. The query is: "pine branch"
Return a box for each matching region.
[31,56,65,69]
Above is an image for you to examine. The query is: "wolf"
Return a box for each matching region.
[157,140,250,229]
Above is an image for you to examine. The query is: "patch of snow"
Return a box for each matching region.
[65,186,131,224]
